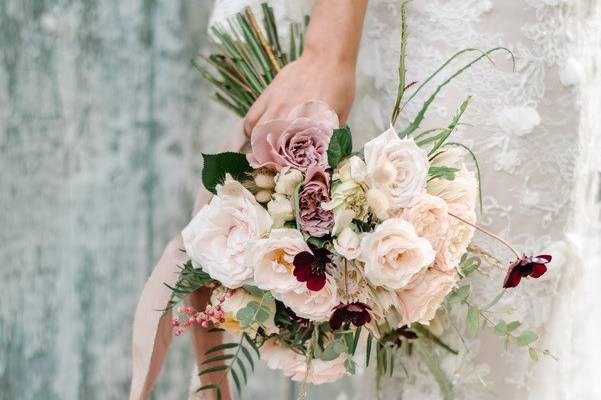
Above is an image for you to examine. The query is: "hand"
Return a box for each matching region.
[243,53,356,136]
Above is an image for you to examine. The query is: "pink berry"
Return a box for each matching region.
[214,305,222,312]
[175,329,183,336]
[177,306,185,314]
[171,319,180,327]
[201,321,209,328]
[217,295,226,302]
[206,309,214,317]
[185,306,194,314]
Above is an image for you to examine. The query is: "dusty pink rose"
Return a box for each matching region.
[298,167,334,237]
[247,101,339,171]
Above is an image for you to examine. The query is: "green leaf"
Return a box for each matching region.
[230,366,242,395]
[517,330,538,347]
[344,357,357,374]
[327,126,353,168]
[466,306,480,337]
[415,338,455,400]
[204,342,240,355]
[443,142,484,214]
[242,285,265,297]
[412,324,458,355]
[239,345,255,371]
[506,321,522,333]
[447,285,471,309]
[390,1,410,124]
[196,384,222,400]
[366,333,373,367]
[319,338,347,361]
[429,166,459,181]
[198,364,229,377]
[459,255,481,276]
[201,152,253,193]
[529,347,539,362]
[236,357,248,383]
[350,326,362,355]
[494,321,507,336]
[244,333,261,359]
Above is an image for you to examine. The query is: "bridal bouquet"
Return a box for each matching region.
[168,4,553,400]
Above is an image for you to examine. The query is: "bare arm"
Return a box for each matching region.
[244,0,368,135]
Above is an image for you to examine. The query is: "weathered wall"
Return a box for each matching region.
[0,1,236,398]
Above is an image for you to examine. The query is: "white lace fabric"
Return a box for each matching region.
[203,1,601,398]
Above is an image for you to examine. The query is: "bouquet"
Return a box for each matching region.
[168,4,553,399]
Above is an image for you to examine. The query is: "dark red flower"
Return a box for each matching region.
[503,254,552,288]
[329,302,372,330]
[293,246,335,291]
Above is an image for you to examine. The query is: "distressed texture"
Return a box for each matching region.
[0,0,238,399]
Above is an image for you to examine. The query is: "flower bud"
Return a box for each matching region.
[254,173,275,189]
[267,194,294,228]
[333,227,361,259]
[367,188,390,219]
[255,190,272,203]
[274,167,303,196]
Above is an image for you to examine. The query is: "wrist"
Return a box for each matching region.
[302,40,357,69]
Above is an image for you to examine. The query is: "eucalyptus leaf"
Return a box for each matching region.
[529,347,539,362]
[466,306,480,337]
[506,321,522,333]
[494,321,507,336]
[517,330,538,347]
[447,285,471,309]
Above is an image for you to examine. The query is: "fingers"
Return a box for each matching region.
[244,98,266,137]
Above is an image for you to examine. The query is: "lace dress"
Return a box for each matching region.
[200,1,601,398]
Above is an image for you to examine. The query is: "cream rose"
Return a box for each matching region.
[249,229,307,294]
[360,218,435,290]
[437,206,476,271]
[396,268,458,326]
[182,176,272,288]
[364,128,429,215]
[275,277,338,321]
[401,193,449,252]
[427,165,478,212]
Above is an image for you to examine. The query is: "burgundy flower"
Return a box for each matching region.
[298,167,334,237]
[503,254,552,288]
[293,246,335,291]
[329,302,372,330]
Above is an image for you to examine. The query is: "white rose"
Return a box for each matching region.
[249,228,307,294]
[274,167,303,196]
[182,176,272,288]
[267,194,294,228]
[275,277,338,321]
[396,268,457,326]
[333,227,361,259]
[364,128,429,214]
[401,193,449,252]
[210,288,278,335]
[360,218,435,290]
[260,339,348,385]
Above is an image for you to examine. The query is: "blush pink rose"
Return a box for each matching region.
[396,268,458,326]
[298,167,334,237]
[247,101,339,171]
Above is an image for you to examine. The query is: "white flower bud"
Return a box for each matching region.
[255,190,272,203]
[254,173,275,189]
[333,227,361,259]
[337,156,367,182]
[367,188,390,219]
[274,167,303,196]
[372,161,397,185]
[267,194,294,228]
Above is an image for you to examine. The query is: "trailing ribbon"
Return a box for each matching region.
[129,121,248,400]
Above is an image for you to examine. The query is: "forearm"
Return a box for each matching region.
[303,0,368,65]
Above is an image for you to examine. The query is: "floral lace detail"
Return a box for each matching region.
[348,0,581,398]
[205,1,597,399]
